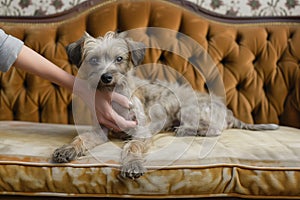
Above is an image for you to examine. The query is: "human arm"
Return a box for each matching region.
[0,30,136,131]
[14,45,136,131]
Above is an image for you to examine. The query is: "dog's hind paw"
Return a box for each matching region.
[52,145,78,163]
[120,160,146,179]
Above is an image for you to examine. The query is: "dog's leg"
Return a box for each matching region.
[175,94,227,137]
[120,137,151,179]
[52,128,107,163]
[175,112,223,137]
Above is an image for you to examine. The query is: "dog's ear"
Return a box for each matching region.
[126,40,146,66]
[66,33,89,68]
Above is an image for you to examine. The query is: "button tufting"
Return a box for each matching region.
[39,106,43,113]
[252,55,260,64]
[12,109,18,119]
[23,80,28,89]
[276,60,281,66]
[236,33,242,44]
[266,33,271,41]
[236,83,242,91]
[263,84,267,92]
[206,34,210,41]
[205,29,211,41]
[220,58,227,65]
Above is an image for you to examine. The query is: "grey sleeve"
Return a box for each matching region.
[0,29,24,72]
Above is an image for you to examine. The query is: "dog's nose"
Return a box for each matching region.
[101,73,113,84]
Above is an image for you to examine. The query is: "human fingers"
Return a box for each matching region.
[100,117,136,132]
[99,117,123,132]
[97,108,136,132]
[111,92,133,109]
[109,110,137,131]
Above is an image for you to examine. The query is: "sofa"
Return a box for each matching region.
[0,0,299,198]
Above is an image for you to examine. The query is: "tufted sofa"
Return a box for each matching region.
[0,0,299,198]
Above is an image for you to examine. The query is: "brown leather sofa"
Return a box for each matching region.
[0,0,299,198]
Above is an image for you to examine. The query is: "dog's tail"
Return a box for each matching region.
[229,117,279,131]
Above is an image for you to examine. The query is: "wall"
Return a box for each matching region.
[0,0,299,17]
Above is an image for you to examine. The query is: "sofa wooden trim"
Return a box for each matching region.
[0,0,299,24]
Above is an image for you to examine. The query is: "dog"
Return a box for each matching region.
[52,31,279,179]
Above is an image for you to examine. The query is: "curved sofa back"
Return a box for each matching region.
[0,0,299,128]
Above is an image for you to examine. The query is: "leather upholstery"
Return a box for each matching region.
[0,0,299,128]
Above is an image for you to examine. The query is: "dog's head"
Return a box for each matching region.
[67,31,146,91]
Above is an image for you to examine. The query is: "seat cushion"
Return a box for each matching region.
[0,121,299,198]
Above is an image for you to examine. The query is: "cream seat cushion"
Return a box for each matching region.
[0,121,299,198]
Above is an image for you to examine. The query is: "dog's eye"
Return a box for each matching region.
[89,57,99,66]
[115,56,123,63]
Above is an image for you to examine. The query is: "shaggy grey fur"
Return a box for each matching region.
[52,31,278,179]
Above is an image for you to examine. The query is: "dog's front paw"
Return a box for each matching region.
[52,145,78,163]
[121,160,146,179]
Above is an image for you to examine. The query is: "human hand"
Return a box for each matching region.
[73,78,137,132]
[94,90,137,132]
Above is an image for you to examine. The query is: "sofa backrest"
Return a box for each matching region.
[0,0,299,128]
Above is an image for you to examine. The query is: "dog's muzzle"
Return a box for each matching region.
[101,73,113,84]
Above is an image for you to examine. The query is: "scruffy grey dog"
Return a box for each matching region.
[52,31,278,179]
